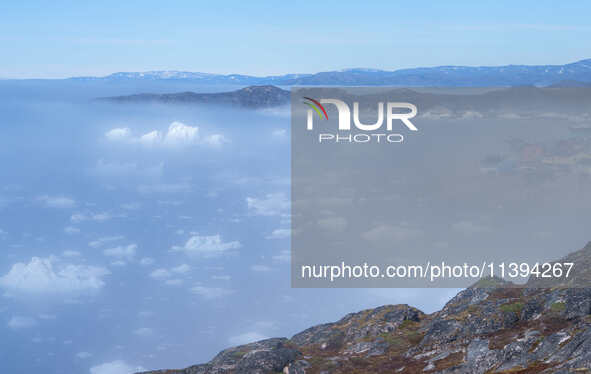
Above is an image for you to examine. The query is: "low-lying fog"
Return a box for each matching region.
[1,81,590,373]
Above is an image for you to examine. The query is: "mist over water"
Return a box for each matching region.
[2,81,590,373]
[0,81,459,374]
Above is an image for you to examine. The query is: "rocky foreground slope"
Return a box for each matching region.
[138,244,591,374]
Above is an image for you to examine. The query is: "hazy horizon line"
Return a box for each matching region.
[2,57,590,81]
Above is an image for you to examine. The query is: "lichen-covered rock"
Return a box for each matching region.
[138,242,591,374]
[291,304,424,349]
[139,338,300,374]
[284,360,310,374]
[138,287,590,374]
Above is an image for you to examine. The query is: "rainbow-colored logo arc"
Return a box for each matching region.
[303,97,328,120]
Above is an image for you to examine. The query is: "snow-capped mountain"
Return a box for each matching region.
[70,59,591,86]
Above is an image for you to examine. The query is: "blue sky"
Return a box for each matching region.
[1,0,590,78]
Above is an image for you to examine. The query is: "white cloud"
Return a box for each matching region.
[137,183,190,194]
[150,264,190,285]
[138,130,162,146]
[92,213,112,221]
[71,212,114,223]
[89,236,124,248]
[121,202,141,211]
[266,228,290,240]
[246,193,289,216]
[92,159,163,179]
[62,250,81,258]
[105,128,131,141]
[149,268,171,280]
[70,213,87,223]
[103,244,137,261]
[272,129,287,138]
[190,286,233,299]
[165,122,226,147]
[251,265,272,272]
[7,316,37,329]
[139,257,154,266]
[164,279,183,286]
[203,134,227,146]
[171,264,190,274]
[164,121,198,145]
[228,332,269,346]
[64,226,80,235]
[150,264,191,286]
[90,360,144,374]
[172,234,240,257]
[106,122,225,149]
[76,351,93,359]
[0,257,110,294]
[133,327,153,337]
[212,275,231,281]
[38,195,76,209]
[272,250,290,264]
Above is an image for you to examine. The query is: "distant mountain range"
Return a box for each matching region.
[99,85,289,108]
[75,59,591,86]
[100,84,591,112]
